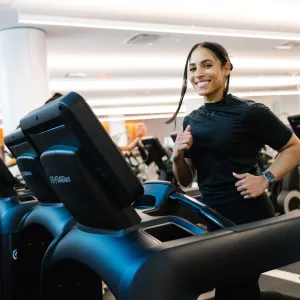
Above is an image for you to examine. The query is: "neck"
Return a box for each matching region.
[204,86,226,104]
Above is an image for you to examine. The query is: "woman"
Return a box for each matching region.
[168,42,300,300]
[119,122,147,152]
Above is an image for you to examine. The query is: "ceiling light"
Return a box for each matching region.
[47,55,300,72]
[49,76,300,92]
[49,78,183,91]
[93,105,186,116]
[99,113,186,122]
[86,90,300,107]
[232,76,300,87]
[235,90,300,97]
[87,95,198,107]
[232,59,300,70]
[19,14,300,41]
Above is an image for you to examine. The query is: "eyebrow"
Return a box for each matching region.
[189,59,213,66]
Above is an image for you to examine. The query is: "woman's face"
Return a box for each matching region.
[188,46,230,101]
[136,123,147,137]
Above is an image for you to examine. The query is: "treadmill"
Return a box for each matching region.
[4,128,76,300]
[141,136,177,184]
[0,157,37,300]
[18,92,300,300]
[270,115,300,214]
[288,114,300,138]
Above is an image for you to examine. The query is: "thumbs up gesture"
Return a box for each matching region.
[172,125,193,161]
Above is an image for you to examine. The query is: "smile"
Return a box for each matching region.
[196,81,211,88]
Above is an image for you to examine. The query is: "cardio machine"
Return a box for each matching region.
[270,115,300,214]
[141,136,177,184]
[4,129,76,300]
[0,157,37,300]
[18,92,300,300]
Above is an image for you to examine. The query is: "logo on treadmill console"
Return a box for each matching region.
[50,176,71,184]
[21,171,32,177]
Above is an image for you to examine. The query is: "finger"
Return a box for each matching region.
[177,143,190,151]
[237,185,246,192]
[184,125,191,132]
[179,138,193,146]
[232,172,247,180]
[235,180,244,187]
[179,133,193,142]
[240,190,249,196]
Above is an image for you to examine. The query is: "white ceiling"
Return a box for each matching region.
[0,0,300,119]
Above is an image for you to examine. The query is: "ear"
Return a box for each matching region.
[223,61,231,77]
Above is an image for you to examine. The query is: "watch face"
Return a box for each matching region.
[264,171,275,183]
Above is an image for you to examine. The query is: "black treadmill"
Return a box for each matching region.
[269,115,300,214]
[141,136,177,184]
[18,92,300,300]
[4,129,76,300]
[0,157,37,300]
[288,114,300,138]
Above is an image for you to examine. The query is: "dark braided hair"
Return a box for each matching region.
[165,42,233,124]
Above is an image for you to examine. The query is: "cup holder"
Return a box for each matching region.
[143,222,194,242]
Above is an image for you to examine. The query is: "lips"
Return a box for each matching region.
[197,81,211,88]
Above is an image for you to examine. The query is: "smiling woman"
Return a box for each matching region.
[188,46,232,102]
[168,41,300,300]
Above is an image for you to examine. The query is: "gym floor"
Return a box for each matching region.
[103,262,300,299]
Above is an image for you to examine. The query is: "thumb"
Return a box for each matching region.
[232,172,246,179]
[184,125,191,132]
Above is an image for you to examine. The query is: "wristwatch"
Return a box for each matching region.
[262,171,276,185]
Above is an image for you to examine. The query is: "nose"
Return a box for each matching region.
[194,66,204,78]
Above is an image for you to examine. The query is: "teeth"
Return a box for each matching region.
[197,81,210,88]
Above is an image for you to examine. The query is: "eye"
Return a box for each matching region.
[189,67,196,72]
[204,64,212,69]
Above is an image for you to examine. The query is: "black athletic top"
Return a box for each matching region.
[183,93,292,205]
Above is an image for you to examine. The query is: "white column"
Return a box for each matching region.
[108,116,127,146]
[0,27,49,136]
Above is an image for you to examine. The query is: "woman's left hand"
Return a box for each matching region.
[233,172,269,199]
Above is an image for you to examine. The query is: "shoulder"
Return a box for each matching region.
[228,94,269,117]
[183,108,200,124]
[228,94,256,108]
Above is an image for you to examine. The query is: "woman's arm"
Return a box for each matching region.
[265,134,300,181]
[119,137,140,152]
[173,157,196,187]
[234,103,300,198]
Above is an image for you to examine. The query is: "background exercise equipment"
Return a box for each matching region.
[141,136,177,185]
[268,115,300,214]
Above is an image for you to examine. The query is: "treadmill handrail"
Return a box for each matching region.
[169,193,235,229]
